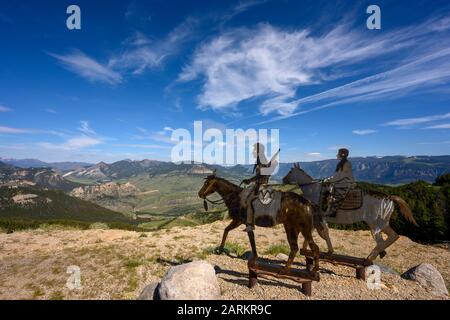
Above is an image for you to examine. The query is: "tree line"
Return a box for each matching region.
[331,174,450,243]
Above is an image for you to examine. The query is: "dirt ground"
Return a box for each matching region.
[0,220,448,300]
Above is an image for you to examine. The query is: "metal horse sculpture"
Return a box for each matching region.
[198,172,320,274]
[282,164,419,261]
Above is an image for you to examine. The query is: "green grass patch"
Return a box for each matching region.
[123,258,143,269]
[222,242,247,257]
[264,244,291,256]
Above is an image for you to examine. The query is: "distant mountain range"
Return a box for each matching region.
[1,155,449,188]
[0,158,92,172]
[62,156,450,185]
[0,156,448,224]
[278,155,450,184]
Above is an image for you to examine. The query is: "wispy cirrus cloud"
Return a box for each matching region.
[179,14,450,118]
[418,140,450,145]
[260,47,450,124]
[39,135,103,151]
[112,143,171,149]
[220,0,268,25]
[0,126,65,136]
[45,108,57,114]
[0,105,11,112]
[424,123,450,129]
[133,127,174,144]
[383,112,450,127]
[0,126,34,134]
[109,17,198,76]
[352,129,377,136]
[38,121,104,151]
[50,16,198,83]
[48,50,122,85]
[78,121,96,135]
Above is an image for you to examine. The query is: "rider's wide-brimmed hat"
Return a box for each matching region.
[338,148,349,157]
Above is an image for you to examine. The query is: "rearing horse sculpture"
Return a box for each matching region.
[198,172,320,274]
[283,164,419,261]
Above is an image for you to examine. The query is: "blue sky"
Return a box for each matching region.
[0,0,450,163]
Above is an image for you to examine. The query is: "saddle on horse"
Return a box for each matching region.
[322,185,363,213]
[240,185,282,227]
[339,188,363,210]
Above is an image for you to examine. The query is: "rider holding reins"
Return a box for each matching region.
[323,148,355,217]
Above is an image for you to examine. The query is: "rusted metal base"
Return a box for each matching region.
[248,259,319,296]
[301,249,373,281]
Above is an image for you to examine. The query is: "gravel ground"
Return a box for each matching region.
[0,220,448,300]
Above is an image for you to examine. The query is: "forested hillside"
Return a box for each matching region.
[346,174,450,243]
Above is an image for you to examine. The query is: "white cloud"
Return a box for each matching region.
[109,18,197,75]
[352,129,377,136]
[49,50,122,85]
[112,143,171,149]
[50,17,198,84]
[78,121,96,135]
[39,135,102,151]
[0,105,11,112]
[417,141,450,145]
[45,108,57,114]
[424,123,450,129]
[261,48,450,124]
[307,152,322,157]
[0,126,66,137]
[134,127,174,144]
[179,16,450,117]
[220,0,268,25]
[383,112,450,127]
[0,126,33,134]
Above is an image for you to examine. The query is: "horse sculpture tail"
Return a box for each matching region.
[390,196,419,227]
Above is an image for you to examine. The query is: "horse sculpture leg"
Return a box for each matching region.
[302,230,320,273]
[247,230,258,265]
[377,226,400,259]
[247,230,259,288]
[367,226,399,261]
[218,219,241,254]
[280,225,300,275]
[367,230,384,261]
[316,221,334,254]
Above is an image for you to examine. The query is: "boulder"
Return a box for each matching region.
[137,282,160,300]
[401,263,448,297]
[158,261,221,300]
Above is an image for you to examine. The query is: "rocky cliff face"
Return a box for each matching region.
[70,182,139,201]
[0,162,79,191]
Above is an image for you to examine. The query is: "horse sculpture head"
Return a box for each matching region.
[198,170,218,199]
[282,163,314,185]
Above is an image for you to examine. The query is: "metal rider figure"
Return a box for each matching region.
[242,143,276,232]
[323,148,355,218]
